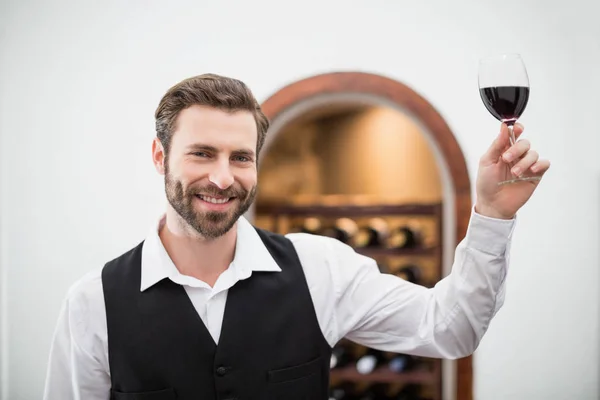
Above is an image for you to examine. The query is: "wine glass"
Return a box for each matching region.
[478,53,541,185]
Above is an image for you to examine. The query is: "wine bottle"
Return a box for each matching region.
[321,218,358,244]
[352,218,389,248]
[387,224,421,249]
[356,348,385,375]
[395,264,422,284]
[300,217,322,235]
[330,342,353,369]
[393,384,423,400]
[357,383,389,400]
[329,382,358,400]
[388,353,413,373]
[288,217,321,235]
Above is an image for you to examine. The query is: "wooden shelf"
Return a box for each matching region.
[255,202,442,217]
[254,199,444,399]
[355,246,438,258]
[330,367,437,384]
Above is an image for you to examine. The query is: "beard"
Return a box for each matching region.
[164,172,257,239]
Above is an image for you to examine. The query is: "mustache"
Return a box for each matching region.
[190,185,247,198]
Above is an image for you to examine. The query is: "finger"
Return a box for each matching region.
[530,159,551,175]
[510,150,539,177]
[481,123,511,164]
[499,122,524,142]
[502,139,531,163]
[513,123,524,140]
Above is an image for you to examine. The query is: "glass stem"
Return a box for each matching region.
[507,123,517,146]
[505,123,518,179]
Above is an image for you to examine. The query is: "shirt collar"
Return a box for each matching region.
[140,214,281,292]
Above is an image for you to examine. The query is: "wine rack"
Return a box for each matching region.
[254,201,444,400]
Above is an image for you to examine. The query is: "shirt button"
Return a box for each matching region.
[216,366,228,376]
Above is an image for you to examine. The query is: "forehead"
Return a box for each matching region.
[172,105,258,150]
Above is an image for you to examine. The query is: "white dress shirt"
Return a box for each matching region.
[43,209,515,400]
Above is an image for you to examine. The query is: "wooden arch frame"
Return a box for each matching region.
[259,71,473,400]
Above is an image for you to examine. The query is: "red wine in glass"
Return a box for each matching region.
[478,54,540,185]
[479,86,530,126]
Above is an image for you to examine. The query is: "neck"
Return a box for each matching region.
[159,206,237,287]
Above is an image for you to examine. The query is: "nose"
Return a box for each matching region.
[208,159,234,190]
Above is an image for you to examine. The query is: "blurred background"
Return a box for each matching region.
[1,0,599,399]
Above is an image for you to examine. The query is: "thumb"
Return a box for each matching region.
[480,123,509,165]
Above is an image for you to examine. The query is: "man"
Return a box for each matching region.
[43,73,550,400]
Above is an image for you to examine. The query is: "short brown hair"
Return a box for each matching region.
[155,73,269,157]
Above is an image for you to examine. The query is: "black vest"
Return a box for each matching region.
[101,228,332,400]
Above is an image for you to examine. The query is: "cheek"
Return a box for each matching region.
[180,162,210,182]
[236,168,257,189]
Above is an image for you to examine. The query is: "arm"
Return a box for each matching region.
[332,122,549,358]
[328,209,515,359]
[43,274,111,400]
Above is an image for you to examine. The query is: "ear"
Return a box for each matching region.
[152,137,166,175]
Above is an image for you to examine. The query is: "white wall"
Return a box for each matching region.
[1,0,599,399]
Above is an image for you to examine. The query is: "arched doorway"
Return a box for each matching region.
[254,71,473,400]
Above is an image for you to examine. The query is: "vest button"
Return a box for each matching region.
[216,366,228,376]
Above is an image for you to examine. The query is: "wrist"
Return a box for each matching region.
[474,202,514,220]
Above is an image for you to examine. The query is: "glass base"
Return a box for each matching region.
[498,176,542,186]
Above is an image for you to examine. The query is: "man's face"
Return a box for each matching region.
[158,105,258,239]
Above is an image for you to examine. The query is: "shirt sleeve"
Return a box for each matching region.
[43,273,111,400]
[296,209,515,359]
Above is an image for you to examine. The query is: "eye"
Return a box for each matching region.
[232,155,251,162]
[192,152,209,158]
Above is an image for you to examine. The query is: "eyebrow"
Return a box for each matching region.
[186,144,255,158]
[187,144,219,153]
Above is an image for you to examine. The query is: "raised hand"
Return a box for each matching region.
[474,123,551,219]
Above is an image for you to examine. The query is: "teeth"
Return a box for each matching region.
[199,195,230,204]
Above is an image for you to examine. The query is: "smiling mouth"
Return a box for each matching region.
[195,194,235,204]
